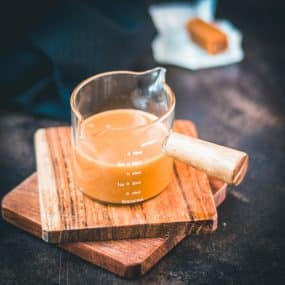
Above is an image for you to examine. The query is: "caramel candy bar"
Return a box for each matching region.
[186,18,228,54]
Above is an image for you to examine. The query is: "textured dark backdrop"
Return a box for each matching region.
[0,0,285,284]
[0,0,157,119]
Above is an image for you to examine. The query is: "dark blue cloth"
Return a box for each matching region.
[0,0,156,120]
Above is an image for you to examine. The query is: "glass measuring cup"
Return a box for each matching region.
[71,67,248,204]
[71,68,175,204]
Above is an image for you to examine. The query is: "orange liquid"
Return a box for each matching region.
[72,109,173,204]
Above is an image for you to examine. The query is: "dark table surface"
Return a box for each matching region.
[1,1,285,284]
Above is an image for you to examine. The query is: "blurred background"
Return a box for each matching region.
[0,0,284,120]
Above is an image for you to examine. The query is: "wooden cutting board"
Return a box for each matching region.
[33,120,218,243]
[1,173,227,279]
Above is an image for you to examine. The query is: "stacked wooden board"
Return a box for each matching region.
[1,120,227,278]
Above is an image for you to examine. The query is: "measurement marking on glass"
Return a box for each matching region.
[131,170,142,176]
[116,161,143,167]
[131,191,141,195]
[127,150,143,156]
[117,181,141,187]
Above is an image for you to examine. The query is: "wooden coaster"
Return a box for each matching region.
[1,173,227,279]
[34,120,217,243]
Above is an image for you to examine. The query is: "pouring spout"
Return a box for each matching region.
[137,67,166,92]
[140,66,166,80]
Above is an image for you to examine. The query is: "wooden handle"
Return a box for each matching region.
[164,132,248,185]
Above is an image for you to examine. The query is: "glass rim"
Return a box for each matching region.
[70,69,176,130]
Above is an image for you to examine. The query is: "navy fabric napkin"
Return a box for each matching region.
[0,0,156,120]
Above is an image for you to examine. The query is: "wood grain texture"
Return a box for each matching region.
[165,131,248,185]
[34,120,217,243]
[1,173,227,279]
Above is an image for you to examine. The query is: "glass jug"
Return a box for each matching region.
[71,68,175,204]
[71,67,248,205]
